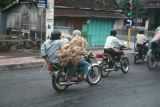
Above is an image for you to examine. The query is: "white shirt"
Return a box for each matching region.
[151,31,160,42]
[104,36,122,49]
[136,34,147,44]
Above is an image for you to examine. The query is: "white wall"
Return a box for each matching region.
[113,19,124,30]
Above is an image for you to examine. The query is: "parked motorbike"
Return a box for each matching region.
[146,41,160,70]
[50,52,101,92]
[134,41,149,64]
[95,46,129,77]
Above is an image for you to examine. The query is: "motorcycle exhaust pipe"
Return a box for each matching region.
[59,81,77,85]
[105,68,115,72]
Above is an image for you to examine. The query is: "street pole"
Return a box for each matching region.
[40,8,43,47]
[46,0,54,39]
[127,0,133,49]
[127,27,131,48]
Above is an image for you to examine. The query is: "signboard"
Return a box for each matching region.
[37,0,47,8]
[124,18,134,28]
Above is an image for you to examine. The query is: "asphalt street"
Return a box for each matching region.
[0,54,160,107]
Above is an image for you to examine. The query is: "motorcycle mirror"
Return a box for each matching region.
[123,41,127,47]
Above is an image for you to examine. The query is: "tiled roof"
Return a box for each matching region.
[55,8,125,18]
[55,0,119,11]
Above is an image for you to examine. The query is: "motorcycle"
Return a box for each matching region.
[134,41,149,64]
[95,46,129,77]
[146,41,160,70]
[50,52,101,92]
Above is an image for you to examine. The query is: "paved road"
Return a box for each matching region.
[0,54,160,107]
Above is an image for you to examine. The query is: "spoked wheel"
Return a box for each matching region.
[101,61,111,77]
[52,73,69,92]
[87,65,101,85]
[120,57,129,73]
[146,52,157,70]
[134,54,140,64]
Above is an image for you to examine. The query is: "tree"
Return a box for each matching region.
[0,0,12,8]
[132,0,145,18]
[118,0,145,18]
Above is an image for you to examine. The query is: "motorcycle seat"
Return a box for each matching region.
[95,53,110,59]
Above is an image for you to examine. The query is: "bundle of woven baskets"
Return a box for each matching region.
[56,36,88,66]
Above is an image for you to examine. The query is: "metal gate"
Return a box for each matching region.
[82,18,114,47]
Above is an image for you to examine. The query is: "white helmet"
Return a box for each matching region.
[72,30,81,36]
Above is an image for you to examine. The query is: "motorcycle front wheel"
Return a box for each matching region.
[146,52,157,70]
[87,65,101,85]
[52,73,69,92]
[120,57,129,73]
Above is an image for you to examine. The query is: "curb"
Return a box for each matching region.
[0,61,45,71]
[0,48,135,71]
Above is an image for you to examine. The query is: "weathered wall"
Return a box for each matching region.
[6,3,45,32]
[0,8,6,34]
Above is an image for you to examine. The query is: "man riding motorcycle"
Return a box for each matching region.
[41,30,67,74]
[150,26,160,58]
[104,30,123,67]
[135,30,148,59]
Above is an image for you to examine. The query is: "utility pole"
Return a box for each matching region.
[46,0,54,39]
[127,0,133,49]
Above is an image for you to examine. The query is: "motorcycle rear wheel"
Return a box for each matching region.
[52,74,69,92]
[134,54,140,64]
[101,63,111,77]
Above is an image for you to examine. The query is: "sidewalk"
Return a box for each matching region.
[0,42,134,71]
[0,50,44,71]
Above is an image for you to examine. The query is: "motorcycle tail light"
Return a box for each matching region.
[95,53,104,58]
[48,66,54,72]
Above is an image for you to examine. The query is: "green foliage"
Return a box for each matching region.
[119,0,145,18]
[132,0,145,18]
[0,0,12,8]
[119,0,131,17]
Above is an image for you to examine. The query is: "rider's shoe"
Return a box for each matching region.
[114,62,121,71]
[79,75,86,81]
[115,62,121,68]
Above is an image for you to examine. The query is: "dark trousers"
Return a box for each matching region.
[104,48,122,62]
[136,43,148,58]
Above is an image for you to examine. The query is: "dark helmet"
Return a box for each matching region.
[110,30,117,36]
[139,30,144,34]
[50,30,61,40]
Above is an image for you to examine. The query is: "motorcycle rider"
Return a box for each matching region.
[65,30,89,81]
[41,30,67,74]
[104,30,123,67]
[150,26,160,57]
[136,30,148,58]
